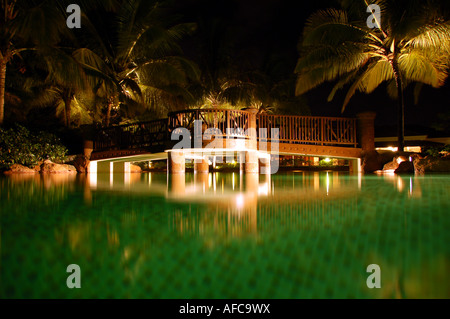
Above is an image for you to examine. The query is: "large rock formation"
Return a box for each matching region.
[72,155,90,173]
[40,160,77,173]
[3,164,37,174]
[383,155,409,171]
[395,161,415,174]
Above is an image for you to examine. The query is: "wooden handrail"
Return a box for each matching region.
[93,109,358,152]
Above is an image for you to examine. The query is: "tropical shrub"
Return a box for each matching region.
[0,125,67,169]
[424,144,450,157]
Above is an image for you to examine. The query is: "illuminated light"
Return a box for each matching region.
[397,177,404,192]
[396,157,405,164]
[258,183,269,196]
[236,194,245,209]
[409,156,412,162]
[89,172,97,189]
[324,158,331,163]
[376,146,399,152]
[358,172,362,190]
[326,172,330,194]
[405,146,421,153]
[124,172,131,187]
[314,172,320,190]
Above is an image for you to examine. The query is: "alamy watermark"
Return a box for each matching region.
[66,264,81,288]
[367,4,381,29]
[366,264,381,288]
[66,4,81,29]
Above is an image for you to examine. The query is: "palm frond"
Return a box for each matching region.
[399,48,448,87]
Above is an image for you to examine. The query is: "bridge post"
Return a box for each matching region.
[357,112,376,152]
[83,140,94,159]
[194,157,209,174]
[245,109,259,174]
[168,151,185,174]
[259,156,271,174]
[349,158,362,174]
[244,151,259,174]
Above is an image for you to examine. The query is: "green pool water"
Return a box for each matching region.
[0,171,449,299]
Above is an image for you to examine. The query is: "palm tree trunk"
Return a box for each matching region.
[106,97,114,127]
[0,61,6,126]
[390,58,405,153]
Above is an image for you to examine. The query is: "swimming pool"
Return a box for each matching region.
[1,171,449,298]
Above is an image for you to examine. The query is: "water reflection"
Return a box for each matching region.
[85,171,363,239]
[1,171,449,298]
[380,173,422,198]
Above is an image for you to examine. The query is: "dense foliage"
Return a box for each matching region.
[0,125,67,169]
[424,144,450,157]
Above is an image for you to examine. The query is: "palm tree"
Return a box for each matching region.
[0,0,70,125]
[0,0,113,126]
[295,0,450,152]
[73,0,199,126]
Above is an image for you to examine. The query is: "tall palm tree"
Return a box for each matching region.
[0,0,70,125]
[73,0,199,126]
[0,0,113,126]
[295,0,450,152]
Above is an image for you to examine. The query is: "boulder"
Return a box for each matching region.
[383,160,399,171]
[414,156,450,174]
[40,160,77,173]
[130,163,142,173]
[383,155,409,171]
[361,150,382,173]
[72,155,90,173]
[394,161,414,174]
[4,164,37,174]
[33,161,43,172]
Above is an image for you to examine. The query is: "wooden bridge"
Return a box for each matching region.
[88,109,374,174]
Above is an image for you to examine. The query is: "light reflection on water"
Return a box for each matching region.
[0,171,449,298]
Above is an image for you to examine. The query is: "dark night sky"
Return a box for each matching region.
[173,0,450,136]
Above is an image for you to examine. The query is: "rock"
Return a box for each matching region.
[4,164,37,174]
[33,161,43,172]
[72,155,90,173]
[130,163,142,173]
[395,161,414,174]
[361,150,382,173]
[40,160,77,173]
[383,155,409,171]
[409,153,423,161]
[383,160,399,171]
[414,156,450,174]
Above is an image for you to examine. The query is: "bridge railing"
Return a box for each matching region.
[168,108,250,138]
[93,109,358,152]
[257,114,357,147]
[94,118,169,151]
